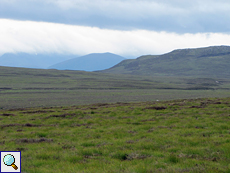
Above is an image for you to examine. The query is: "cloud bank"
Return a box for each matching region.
[0,19,230,57]
[0,0,230,33]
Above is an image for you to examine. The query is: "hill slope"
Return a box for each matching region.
[99,46,230,78]
[48,52,126,71]
[0,53,75,69]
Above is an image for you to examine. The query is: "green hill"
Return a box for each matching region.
[99,46,230,78]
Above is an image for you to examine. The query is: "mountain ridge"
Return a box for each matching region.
[99,46,230,78]
[48,52,126,71]
[0,53,76,69]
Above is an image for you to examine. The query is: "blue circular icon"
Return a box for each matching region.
[3,154,15,166]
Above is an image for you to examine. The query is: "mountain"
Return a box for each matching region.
[99,46,230,78]
[48,53,126,71]
[0,53,76,69]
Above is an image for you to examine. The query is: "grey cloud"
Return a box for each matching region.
[0,0,230,33]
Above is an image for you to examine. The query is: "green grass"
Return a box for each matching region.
[0,97,230,172]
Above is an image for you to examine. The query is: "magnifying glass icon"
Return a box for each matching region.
[3,154,18,170]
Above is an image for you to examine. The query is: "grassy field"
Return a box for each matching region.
[0,97,230,172]
[1,66,230,109]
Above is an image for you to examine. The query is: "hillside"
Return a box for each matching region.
[0,53,75,69]
[48,52,125,71]
[99,46,230,78]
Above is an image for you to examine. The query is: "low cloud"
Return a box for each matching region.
[0,19,230,57]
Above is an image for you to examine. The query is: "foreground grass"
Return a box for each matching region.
[0,97,230,172]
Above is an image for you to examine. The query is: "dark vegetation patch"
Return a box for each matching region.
[8,108,27,111]
[70,123,89,127]
[189,106,204,108]
[89,107,98,110]
[143,106,167,110]
[1,123,42,128]
[112,152,150,161]
[111,153,129,160]
[48,113,76,118]
[24,123,40,127]
[116,102,130,106]
[213,101,222,104]
[42,107,54,109]
[1,123,22,128]
[0,87,12,90]
[22,110,55,114]
[33,73,70,77]
[91,103,110,107]
[16,138,53,143]
[16,147,28,151]
[1,113,17,116]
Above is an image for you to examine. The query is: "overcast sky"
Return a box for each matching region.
[1,0,230,57]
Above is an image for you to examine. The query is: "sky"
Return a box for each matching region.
[1,0,230,58]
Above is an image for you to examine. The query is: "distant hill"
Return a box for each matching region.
[99,46,230,78]
[0,53,76,69]
[48,53,126,71]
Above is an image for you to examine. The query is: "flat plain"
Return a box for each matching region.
[1,66,230,109]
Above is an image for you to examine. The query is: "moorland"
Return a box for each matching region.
[0,45,230,172]
[0,65,230,109]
